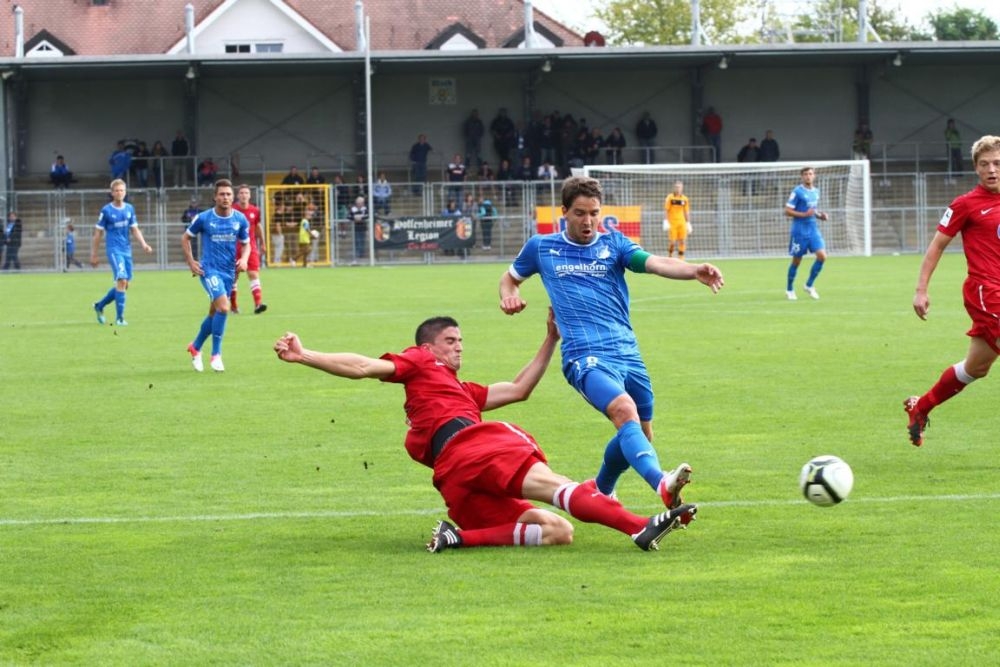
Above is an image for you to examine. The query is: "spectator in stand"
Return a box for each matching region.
[306,166,326,184]
[50,155,73,189]
[181,197,201,227]
[605,127,626,165]
[351,174,368,203]
[497,158,516,207]
[478,195,497,251]
[571,128,591,169]
[538,114,557,167]
[2,211,23,271]
[150,141,169,188]
[409,133,433,195]
[109,141,132,180]
[945,119,963,175]
[737,137,760,195]
[759,130,780,162]
[442,199,461,218]
[171,130,190,187]
[447,153,467,203]
[537,160,559,183]
[636,111,658,164]
[700,107,723,163]
[349,196,368,264]
[373,171,393,216]
[281,166,305,186]
[490,107,516,163]
[511,120,529,168]
[559,115,578,172]
[515,155,534,183]
[852,122,873,160]
[586,128,605,165]
[333,174,350,224]
[479,160,496,201]
[440,198,461,257]
[132,141,151,187]
[197,158,218,187]
[463,108,485,170]
[270,196,287,264]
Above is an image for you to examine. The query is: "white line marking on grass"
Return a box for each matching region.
[3,492,1000,528]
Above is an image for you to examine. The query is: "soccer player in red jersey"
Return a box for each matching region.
[231,184,267,314]
[274,309,696,552]
[905,135,1000,446]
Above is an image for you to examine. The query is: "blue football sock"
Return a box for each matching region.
[618,421,664,491]
[806,260,824,287]
[787,263,799,291]
[193,316,212,351]
[97,287,116,310]
[114,290,126,320]
[210,311,228,357]
[595,433,630,495]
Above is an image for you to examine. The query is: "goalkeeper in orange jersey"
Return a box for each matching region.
[663,180,690,258]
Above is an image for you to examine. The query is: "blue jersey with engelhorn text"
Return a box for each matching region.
[186,208,250,277]
[95,202,137,257]
[787,184,821,234]
[509,230,645,364]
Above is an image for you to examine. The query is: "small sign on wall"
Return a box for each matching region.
[429,77,456,105]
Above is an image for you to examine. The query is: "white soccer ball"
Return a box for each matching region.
[799,455,854,507]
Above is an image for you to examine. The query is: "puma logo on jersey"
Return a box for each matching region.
[548,248,561,255]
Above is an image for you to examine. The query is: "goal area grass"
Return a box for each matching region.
[2,255,998,665]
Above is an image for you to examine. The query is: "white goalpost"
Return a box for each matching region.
[583,160,872,259]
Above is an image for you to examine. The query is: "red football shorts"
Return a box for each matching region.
[245,246,261,273]
[432,421,547,530]
[963,278,1000,354]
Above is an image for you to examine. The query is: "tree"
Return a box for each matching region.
[926,8,998,41]
[595,0,757,46]
[789,0,917,42]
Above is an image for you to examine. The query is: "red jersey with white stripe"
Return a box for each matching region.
[232,203,261,253]
[380,345,487,468]
[937,184,1000,285]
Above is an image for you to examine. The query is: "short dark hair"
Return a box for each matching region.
[214,178,233,192]
[561,176,603,209]
[415,316,458,345]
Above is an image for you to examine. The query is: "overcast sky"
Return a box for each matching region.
[530,0,1000,37]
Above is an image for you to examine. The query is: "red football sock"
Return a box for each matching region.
[553,480,646,535]
[919,364,970,414]
[229,289,238,310]
[251,285,262,307]
[458,523,521,547]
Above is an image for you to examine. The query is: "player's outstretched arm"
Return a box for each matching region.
[89,228,103,268]
[132,226,153,253]
[483,308,560,410]
[181,232,203,276]
[499,270,528,315]
[644,255,725,294]
[274,332,395,380]
[913,231,952,320]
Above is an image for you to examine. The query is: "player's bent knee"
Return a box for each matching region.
[542,518,574,546]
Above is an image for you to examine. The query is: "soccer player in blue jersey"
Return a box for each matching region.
[89,179,153,326]
[498,176,724,511]
[181,179,250,373]
[784,166,828,300]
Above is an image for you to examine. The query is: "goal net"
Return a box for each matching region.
[583,160,871,259]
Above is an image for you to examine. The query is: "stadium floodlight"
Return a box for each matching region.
[583,160,872,259]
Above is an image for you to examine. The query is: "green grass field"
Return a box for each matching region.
[2,255,998,665]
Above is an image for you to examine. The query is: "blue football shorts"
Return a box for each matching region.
[562,354,654,421]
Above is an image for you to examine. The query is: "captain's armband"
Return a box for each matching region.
[628,250,651,273]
